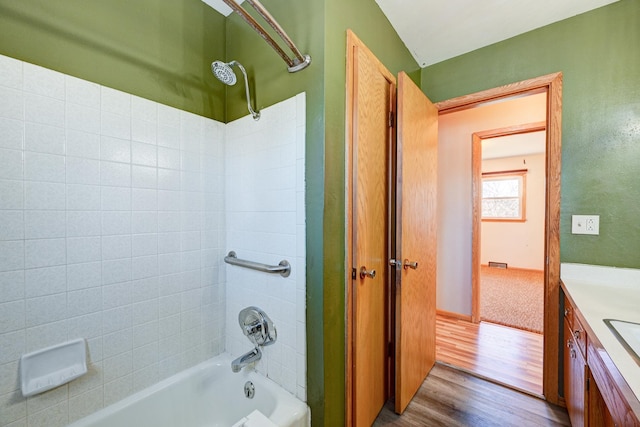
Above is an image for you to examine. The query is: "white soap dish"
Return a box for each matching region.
[20,338,87,397]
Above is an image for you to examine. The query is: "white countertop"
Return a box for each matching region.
[561,263,640,405]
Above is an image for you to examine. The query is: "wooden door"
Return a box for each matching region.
[394,72,438,414]
[347,30,396,427]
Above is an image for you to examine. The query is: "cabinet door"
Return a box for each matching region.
[565,319,586,426]
[587,368,615,427]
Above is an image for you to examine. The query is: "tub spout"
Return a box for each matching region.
[231,347,262,373]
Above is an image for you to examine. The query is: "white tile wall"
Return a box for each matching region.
[224,93,307,401]
[0,56,227,427]
[0,55,306,426]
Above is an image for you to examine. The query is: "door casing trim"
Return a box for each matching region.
[435,72,563,405]
[471,120,547,324]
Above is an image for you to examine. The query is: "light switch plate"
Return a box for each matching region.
[572,215,599,235]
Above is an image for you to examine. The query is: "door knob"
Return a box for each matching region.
[359,267,376,280]
[403,259,418,270]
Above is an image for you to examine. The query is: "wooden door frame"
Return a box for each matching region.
[435,72,563,404]
[345,29,397,427]
[471,120,547,324]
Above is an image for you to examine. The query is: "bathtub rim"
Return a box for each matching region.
[66,352,309,427]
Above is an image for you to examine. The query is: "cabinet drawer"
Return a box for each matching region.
[564,292,586,359]
[572,314,587,360]
[563,293,574,327]
[564,318,586,427]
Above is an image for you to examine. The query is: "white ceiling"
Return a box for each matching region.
[482,131,546,160]
[202,0,244,17]
[375,0,620,67]
[202,0,619,66]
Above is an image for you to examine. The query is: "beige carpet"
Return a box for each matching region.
[480,266,544,334]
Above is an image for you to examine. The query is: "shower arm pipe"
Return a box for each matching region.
[221,0,311,73]
[230,61,260,120]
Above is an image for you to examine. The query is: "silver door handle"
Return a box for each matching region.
[403,259,418,270]
[359,266,376,279]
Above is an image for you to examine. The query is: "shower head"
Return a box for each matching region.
[211,60,260,121]
[211,60,237,86]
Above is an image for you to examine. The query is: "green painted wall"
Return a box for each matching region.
[0,0,226,120]
[422,0,640,268]
[322,1,419,426]
[224,1,324,122]
[223,1,328,425]
[226,0,418,424]
[0,0,413,424]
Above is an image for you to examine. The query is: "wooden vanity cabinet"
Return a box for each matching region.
[563,293,614,427]
[563,290,640,427]
[587,368,615,427]
[565,317,587,426]
[588,341,640,427]
[564,297,588,427]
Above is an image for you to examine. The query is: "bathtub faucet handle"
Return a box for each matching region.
[238,306,277,348]
[244,321,262,337]
[233,307,277,373]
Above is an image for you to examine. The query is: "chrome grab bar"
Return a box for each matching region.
[224,251,291,277]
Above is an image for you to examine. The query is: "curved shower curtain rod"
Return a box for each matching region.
[221,0,312,73]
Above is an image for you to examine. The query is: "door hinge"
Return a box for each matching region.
[352,268,356,280]
[388,111,394,128]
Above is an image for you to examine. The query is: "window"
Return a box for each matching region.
[481,170,526,221]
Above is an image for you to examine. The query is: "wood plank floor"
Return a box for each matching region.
[435,314,543,396]
[373,363,570,427]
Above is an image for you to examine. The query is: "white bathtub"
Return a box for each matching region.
[68,354,309,427]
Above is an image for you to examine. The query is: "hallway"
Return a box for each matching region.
[435,314,543,395]
[373,314,567,425]
[373,363,568,426]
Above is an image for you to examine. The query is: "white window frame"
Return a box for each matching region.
[481,170,527,222]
